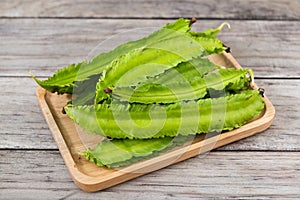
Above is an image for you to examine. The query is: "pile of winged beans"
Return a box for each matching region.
[32,18,265,168]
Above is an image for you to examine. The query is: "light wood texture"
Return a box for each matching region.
[1,150,300,199]
[1,0,299,20]
[35,53,275,192]
[1,19,299,78]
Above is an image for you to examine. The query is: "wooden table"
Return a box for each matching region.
[1,1,299,199]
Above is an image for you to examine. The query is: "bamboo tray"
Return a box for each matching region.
[36,52,275,192]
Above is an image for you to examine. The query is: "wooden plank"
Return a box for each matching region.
[1,150,299,199]
[1,19,299,78]
[0,77,55,149]
[0,0,299,20]
[1,77,299,151]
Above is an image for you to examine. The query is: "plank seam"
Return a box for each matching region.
[1,149,299,152]
[0,16,299,21]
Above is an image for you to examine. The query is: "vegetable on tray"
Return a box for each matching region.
[32,18,265,168]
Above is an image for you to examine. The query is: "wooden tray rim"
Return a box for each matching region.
[36,52,275,192]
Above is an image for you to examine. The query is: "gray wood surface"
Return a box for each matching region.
[1,151,300,199]
[1,0,299,20]
[1,0,299,199]
[1,19,299,78]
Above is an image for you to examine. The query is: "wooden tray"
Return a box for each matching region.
[36,52,275,192]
